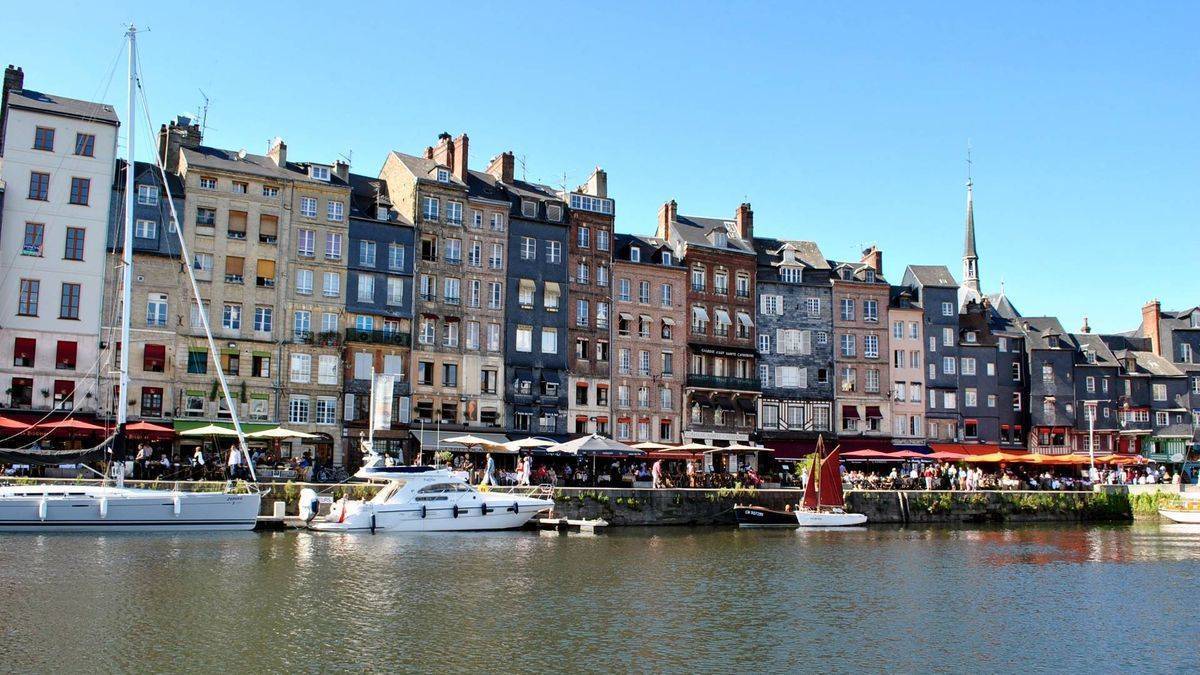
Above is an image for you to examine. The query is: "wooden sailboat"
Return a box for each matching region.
[795,437,867,527]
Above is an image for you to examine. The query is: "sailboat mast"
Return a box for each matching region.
[117,26,137,432]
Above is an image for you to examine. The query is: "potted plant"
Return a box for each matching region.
[209,379,219,401]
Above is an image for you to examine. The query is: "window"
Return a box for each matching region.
[134,219,157,239]
[293,310,311,339]
[1012,393,1022,411]
[64,227,85,261]
[577,227,590,248]
[187,349,208,374]
[541,327,558,354]
[297,229,315,257]
[661,283,673,308]
[941,301,954,317]
[300,196,318,218]
[146,293,168,327]
[295,269,313,295]
[840,298,855,321]
[222,303,242,330]
[446,201,463,225]
[629,247,641,263]
[59,283,81,319]
[231,181,248,195]
[761,295,780,316]
[965,388,978,407]
[141,343,166,374]
[759,334,771,354]
[388,243,406,271]
[491,213,505,231]
[840,334,855,357]
[780,267,802,284]
[21,223,44,256]
[546,241,562,263]
[942,327,954,347]
[318,355,338,385]
[320,313,338,334]
[74,132,95,156]
[327,201,344,222]
[254,306,273,333]
[864,334,879,359]
[691,267,705,291]
[943,356,956,375]
[262,184,280,197]
[1042,364,1054,385]
[577,299,589,327]
[468,240,482,267]
[516,325,533,352]
[489,282,502,309]
[866,369,880,393]
[33,126,55,151]
[961,357,976,375]
[137,184,160,206]
[1152,383,1167,401]
[618,279,631,302]
[289,396,310,424]
[423,197,440,221]
[326,233,343,260]
[863,299,878,322]
[444,238,462,264]
[639,281,651,304]
[444,277,461,305]
[28,172,49,201]
[520,236,536,260]
[1086,376,1096,393]
[290,353,312,383]
[67,177,90,205]
[358,274,375,303]
[322,272,341,298]
[714,271,728,294]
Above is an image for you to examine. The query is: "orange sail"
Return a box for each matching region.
[817,446,845,509]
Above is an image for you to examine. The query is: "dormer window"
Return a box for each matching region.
[521,200,537,218]
[547,204,563,222]
[1191,312,1200,328]
[780,267,801,284]
[661,251,672,266]
[711,231,727,248]
[629,247,641,263]
[965,331,977,343]
[1084,349,1097,364]
[864,269,876,283]
[376,207,389,221]
[840,268,852,281]
[436,168,450,183]
[309,166,330,181]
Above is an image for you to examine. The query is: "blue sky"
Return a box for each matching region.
[7,1,1197,332]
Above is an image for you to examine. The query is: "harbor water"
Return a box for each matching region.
[2,524,1199,673]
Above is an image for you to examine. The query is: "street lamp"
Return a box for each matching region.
[1084,400,1099,482]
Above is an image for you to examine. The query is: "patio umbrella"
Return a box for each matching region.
[503,437,557,451]
[889,449,930,460]
[35,418,106,432]
[674,441,717,452]
[0,416,31,431]
[724,442,769,452]
[125,421,174,434]
[247,427,320,439]
[548,434,643,457]
[631,441,672,451]
[178,423,241,437]
[842,449,894,459]
[927,450,969,461]
[442,434,508,449]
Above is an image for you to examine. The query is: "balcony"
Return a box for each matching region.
[345,327,411,346]
[687,374,761,391]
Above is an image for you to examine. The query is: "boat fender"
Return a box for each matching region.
[420,505,427,519]
[298,488,319,522]
[38,498,47,521]
[99,497,108,519]
[370,513,376,534]
[481,503,492,516]
[452,505,460,519]
[510,501,519,514]
[172,494,182,516]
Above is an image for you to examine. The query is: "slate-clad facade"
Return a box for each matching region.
[957,300,1000,444]
[902,265,960,442]
[754,237,833,448]
[1070,330,1120,455]
[987,291,1029,449]
[1022,317,1077,454]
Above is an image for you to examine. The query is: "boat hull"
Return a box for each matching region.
[795,510,868,527]
[309,495,554,533]
[734,506,798,528]
[1159,508,1200,524]
[0,486,261,532]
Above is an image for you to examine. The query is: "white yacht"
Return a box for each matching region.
[300,462,554,533]
[0,484,260,532]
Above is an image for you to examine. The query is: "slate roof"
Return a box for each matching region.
[906,265,959,289]
[8,88,119,124]
[986,292,1021,320]
[113,159,185,196]
[614,233,683,267]
[1072,333,1120,367]
[890,285,920,310]
[753,237,829,270]
[389,151,465,187]
[1129,351,1185,377]
[672,213,754,255]
[347,172,411,225]
[1017,316,1075,349]
[828,260,889,284]
[183,146,347,187]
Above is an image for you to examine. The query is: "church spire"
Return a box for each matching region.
[959,144,982,305]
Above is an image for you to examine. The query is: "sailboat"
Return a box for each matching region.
[795,437,866,527]
[0,26,261,531]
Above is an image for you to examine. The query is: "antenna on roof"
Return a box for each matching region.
[196,89,210,136]
[339,149,353,165]
[518,154,528,181]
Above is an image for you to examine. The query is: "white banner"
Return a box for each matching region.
[372,374,396,430]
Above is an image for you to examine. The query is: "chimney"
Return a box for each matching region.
[1141,299,1162,355]
[656,199,677,241]
[333,159,350,182]
[0,65,25,154]
[860,245,883,274]
[430,132,454,169]
[1080,316,1091,334]
[158,115,203,173]
[267,137,287,168]
[486,151,514,184]
[451,133,469,182]
[734,202,753,241]
[580,167,607,198]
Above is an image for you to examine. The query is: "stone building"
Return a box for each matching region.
[657,201,758,449]
[98,160,186,425]
[1020,317,1077,454]
[565,169,614,437]
[888,286,925,446]
[493,154,570,438]
[830,247,891,444]
[342,172,413,465]
[754,237,834,453]
[0,66,119,421]
[379,134,511,449]
[901,265,960,442]
[611,234,686,444]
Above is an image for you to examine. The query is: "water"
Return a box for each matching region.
[2,524,1199,673]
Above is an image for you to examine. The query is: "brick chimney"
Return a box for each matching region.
[451,134,469,182]
[1080,316,1091,334]
[430,132,453,169]
[158,115,203,172]
[267,137,287,168]
[333,159,350,182]
[1,64,26,155]
[486,151,514,184]
[579,167,607,198]
[656,199,677,241]
[860,245,883,274]
[1142,299,1162,355]
[734,202,753,241]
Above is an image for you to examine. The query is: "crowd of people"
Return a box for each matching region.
[843,462,1183,492]
[441,453,795,489]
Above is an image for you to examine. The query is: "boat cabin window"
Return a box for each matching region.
[417,483,470,494]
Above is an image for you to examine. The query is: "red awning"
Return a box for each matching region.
[928,443,1001,456]
[842,449,894,459]
[865,406,883,418]
[125,421,174,434]
[841,405,860,419]
[767,440,820,460]
[35,419,106,432]
[0,415,31,431]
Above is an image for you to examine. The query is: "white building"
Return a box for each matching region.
[0,66,120,417]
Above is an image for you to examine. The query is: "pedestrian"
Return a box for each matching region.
[651,458,664,488]
[519,455,531,486]
[686,460,697,488]
[226,443,243,481]
[481,452,496,486]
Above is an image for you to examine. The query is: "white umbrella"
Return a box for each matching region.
[503,437,557,451]
[247,427,320,439]
[548,434,643,457]
[631,441,672,450]
[675,441,718,452]
[179,423,240,437]
[442,434,508,449]
[723,442,770,452]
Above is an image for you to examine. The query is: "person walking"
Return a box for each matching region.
[226,444,243,481]
[191,446,206,480]
[481,452,496,486]
[651,458,664,488]
[519,455,532,486]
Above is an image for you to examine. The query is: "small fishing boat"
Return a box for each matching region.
[795,438,867,527]
[1159,497,1200,524]
[734,504,798,527]
[299,458,554,533]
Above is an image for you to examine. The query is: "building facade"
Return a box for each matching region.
[831,248,891,443]
[0,66,119,420]
[888,286,925,446]
[566,169,614,437]
[611,234,686,444]
[902,265,960,442]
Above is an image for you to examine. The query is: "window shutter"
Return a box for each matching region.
[776,329,784,352]
[344,394,355,420]
[799,367,808,389]
[760,296,769,314]
[775,366,784,387]
[801,330,811,355]
[774,295,784,315]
